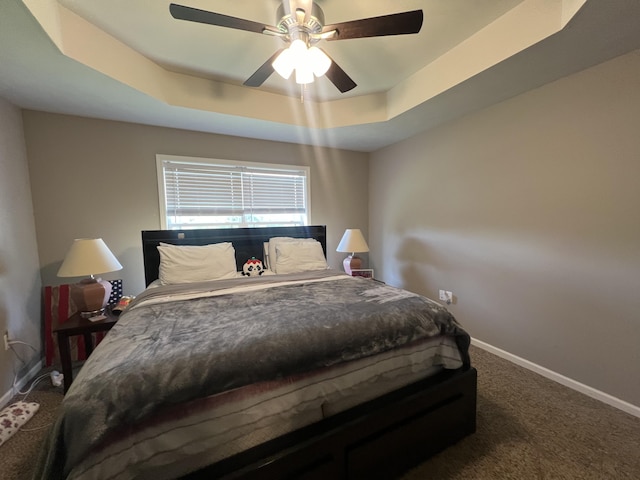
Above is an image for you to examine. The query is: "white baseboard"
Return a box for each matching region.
[0,360,44,409]
[471,338,640,418]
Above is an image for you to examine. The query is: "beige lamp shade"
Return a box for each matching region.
[337,229,369,275]
[337,229,369,254]
[58,238,123,317]
[58,238,123,277]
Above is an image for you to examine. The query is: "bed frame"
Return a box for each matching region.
[141,226,477,479]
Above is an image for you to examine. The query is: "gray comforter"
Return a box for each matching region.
[35,270,470,479]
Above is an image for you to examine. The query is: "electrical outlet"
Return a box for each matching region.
[3,331,9,351]
[438,290,453,305]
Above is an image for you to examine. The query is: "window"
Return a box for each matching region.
[157,155,310,230]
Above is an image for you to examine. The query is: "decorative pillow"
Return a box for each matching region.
[242,257,264,276]
[0,401,40,447]
[274,240,328,274]
[268,237,318,272]
[158,242,237,285]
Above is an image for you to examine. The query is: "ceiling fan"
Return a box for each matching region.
[169,1,423,93]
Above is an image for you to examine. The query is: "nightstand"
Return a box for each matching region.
[53,310,118,393]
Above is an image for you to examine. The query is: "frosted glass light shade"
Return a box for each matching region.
[295,63,314,84]
[274,39,307,80]
[273,48,295,79]
[288,39,307,60]
[308,46,331,77]
[58,238,123,277]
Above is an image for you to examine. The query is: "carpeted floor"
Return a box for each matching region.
[2,346,640,480]
[401,347,640,479]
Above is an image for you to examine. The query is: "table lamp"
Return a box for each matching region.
[57,238,123,318]
[337,229,369,275]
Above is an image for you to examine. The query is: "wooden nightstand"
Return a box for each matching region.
[53,310,118,393]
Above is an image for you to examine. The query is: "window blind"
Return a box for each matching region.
[160,159,308,229]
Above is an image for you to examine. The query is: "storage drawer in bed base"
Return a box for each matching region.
[187,366,477,480]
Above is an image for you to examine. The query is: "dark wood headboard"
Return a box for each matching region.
[141,225,327,286]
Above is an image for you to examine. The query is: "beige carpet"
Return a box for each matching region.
[2,346,640,480]
[402,347,640,480]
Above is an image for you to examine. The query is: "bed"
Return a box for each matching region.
[35,225,476,480]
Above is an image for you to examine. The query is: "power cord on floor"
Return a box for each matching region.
[20,423,54,432]
[6,338,56,432]
[16,373,49,399]
[8,339,40,398]
[8,338,61,401]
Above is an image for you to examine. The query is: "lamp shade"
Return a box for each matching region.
[58,238,123,277]
[308,46,331,77]
[337,229,369,254]
[272,47,295,79]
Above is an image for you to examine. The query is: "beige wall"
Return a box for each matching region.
[12,47,640,412]
[370,49,640,407]
[0,98,42,401]
[22,113,369,294]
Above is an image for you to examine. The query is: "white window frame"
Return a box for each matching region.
[156,154,310,230]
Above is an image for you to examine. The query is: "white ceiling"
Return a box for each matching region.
[56,0,523,100]
[1,0,640,152]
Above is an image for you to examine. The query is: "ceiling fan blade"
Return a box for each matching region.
[170,3,273,35]
[323,52,357,93]
[243,49,285,87]
[322,10,423,40]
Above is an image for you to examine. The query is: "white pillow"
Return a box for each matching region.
[263,242,270,270]
[274,240,328,274]
[158,242,237,285]
[268,237,318,272]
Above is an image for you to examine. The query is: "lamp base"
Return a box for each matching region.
[70,277,112,318]
[343,255,362,275]
[78,309,106,319]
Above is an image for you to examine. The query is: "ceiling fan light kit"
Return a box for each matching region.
[272,40,332,84]
[169,1,423,93]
